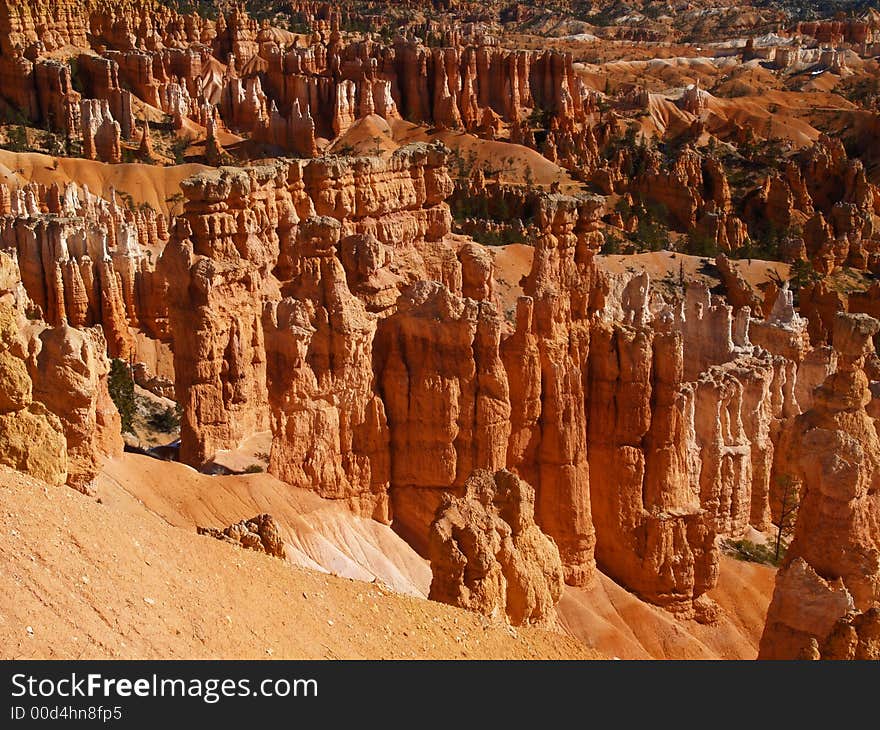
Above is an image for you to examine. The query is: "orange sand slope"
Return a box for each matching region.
[98,454,774,660]
[98,453,433,598]
[391,118,579,188]
[559,558,775,660]
[0,150,208,216]
[0,465,596,660]
[2,453,775,660]
[597,250,790,291]
[492,247,789,317]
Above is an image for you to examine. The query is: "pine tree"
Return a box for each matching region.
[108,358,136,434]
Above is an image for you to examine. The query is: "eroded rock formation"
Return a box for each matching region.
[4,1,880,644]
[30,324,123,492]
[0,249,121,491]
[197,513,287,559]
[264,216,391,522]
[0,179,170,361]
[760,313,880,658]
[742,137,880,275]
[427,469,564,626]
[0,299,67,486]
[588,319,718,616]
[376,280,511,549]
[157,168,277,466]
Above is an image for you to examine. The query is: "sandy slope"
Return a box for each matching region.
[95,455,775,659]
[705,557,776,652]
[1,451,775,660]
[492,246,789,311]
[0,465,596,660]
[391,119,579,188]
[98,454,432,598]
[0,150,208,216]
[558,557,774,660]
[324,116,577,191]
[329,114,400,157]
[576,53,856,149]
[598,250,790,292]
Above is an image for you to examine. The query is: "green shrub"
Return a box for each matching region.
[685,230,719,258]
[789,259,821,291]
[148,405,181,432]
[723,538,782,566]
[108,359,136,434]
[634,214,670,252]
[171,138,189,165]
[2,125,28,153]
[601,231,623,255]
[68,57,84,94]
[468,227,526,247]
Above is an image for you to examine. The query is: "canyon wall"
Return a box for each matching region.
[2,147,856,623]
[133,155,846,619]
[4,1,880,637]
[3,135,875,628]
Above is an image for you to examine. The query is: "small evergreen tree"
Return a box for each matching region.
[601,231,623,255]
[148,405,181,432]
[685,230,719,258]
[773,474,800,564]
[108,358,136,434]
[4,125,28,153]
[789,258,820,291]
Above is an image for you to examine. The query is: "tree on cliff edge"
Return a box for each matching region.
[774,474,800,564]
[108,358,136,435]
